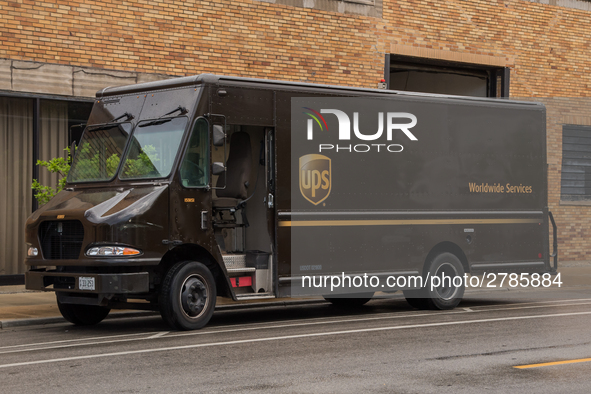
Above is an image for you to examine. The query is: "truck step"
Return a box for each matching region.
[235,293,275,300]
[222,253,246,269]
[226,267,256,273]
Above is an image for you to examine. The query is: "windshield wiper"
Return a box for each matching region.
[159,106,188,118]
[139,118,173,127]
[139,106,188,127]
[88,123,128,132]
[109,112,134,123]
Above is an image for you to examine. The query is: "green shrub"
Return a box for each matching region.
[31,147,72,206]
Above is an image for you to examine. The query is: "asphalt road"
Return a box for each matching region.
[1,288,591,393]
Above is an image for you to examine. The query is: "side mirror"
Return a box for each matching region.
[213,125,225,147]
[212,162,226,175]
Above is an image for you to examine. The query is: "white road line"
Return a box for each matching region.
[2,299,591,356]
[2,310,591,369]
[0,331,160,351]
[464,297,591,310]
[0,334,174,356]
[209,297,591,331]
[168,300,591,340]
[147,331,169,339]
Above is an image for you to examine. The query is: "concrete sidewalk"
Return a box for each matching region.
[0,286,61,322]
[1,264,590,329]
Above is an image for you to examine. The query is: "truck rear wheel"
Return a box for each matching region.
[425,252,465,310]
[404,252,465,310]
[56,297,110,325]
[159,261,216,330]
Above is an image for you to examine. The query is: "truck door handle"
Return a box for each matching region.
[266,193,274,209]
[201,210,208,230]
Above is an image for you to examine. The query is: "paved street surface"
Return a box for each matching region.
[1,287,591,393]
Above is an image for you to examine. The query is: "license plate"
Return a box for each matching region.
[79,277,95,291]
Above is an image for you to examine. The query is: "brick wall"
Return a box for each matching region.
[2,1,588,93]
[1,0,591,261]
[0,0,383,84]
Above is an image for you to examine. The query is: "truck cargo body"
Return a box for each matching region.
[23,74,556,329]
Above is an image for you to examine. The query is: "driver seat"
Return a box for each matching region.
[212,131,252,211]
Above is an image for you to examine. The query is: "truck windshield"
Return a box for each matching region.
[120,117,187,179]
[67,123,131,183]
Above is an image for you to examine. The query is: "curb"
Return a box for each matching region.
[0,299,327,329]
[0,310,158,329]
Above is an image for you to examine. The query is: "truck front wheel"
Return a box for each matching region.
[57,297,110,325]
[159,261,217,330]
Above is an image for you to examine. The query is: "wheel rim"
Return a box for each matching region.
[179,274,209,319]
[433,262,459,300]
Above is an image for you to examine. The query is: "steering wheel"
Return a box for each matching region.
[185,160,204,178]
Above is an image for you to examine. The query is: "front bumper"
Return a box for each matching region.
[25,269,150,294]
[24,257,161,267]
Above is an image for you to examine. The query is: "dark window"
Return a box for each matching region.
[68,123,131,183]
[386,55,509,98]
[120,117,188,180]
[561,125,591,201]
[180,118,209,188]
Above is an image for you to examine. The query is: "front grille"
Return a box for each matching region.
[38,220,84,259]
[44,275,75,289]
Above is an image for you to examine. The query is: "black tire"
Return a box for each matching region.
[56,297,110,326]
[403,290,430,310]
[403,252,465,310]
[323,293,374,307]
[159,261,216,330]
[423,252,465,310]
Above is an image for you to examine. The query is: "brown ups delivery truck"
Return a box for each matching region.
[24,74,557,330]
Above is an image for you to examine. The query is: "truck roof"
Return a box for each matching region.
[96,73,544,108]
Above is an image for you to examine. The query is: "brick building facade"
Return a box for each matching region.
[1,0,590,275]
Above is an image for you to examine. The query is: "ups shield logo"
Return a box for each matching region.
[299,154,331,205]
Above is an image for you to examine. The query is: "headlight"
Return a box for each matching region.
[86,246,141,257]
[27,247,38,257]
